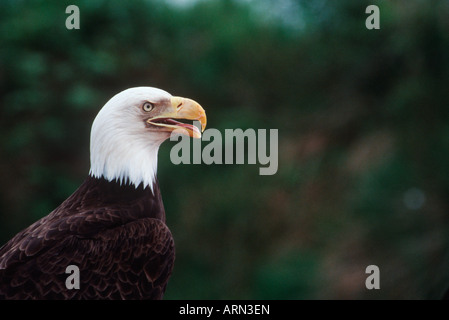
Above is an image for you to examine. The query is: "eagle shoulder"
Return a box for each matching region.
[0,215,175,300]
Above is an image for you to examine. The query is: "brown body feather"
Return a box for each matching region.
[0,176,175,300]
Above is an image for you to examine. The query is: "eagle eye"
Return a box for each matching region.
[142,102,155,112]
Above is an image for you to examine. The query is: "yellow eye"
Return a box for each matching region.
[143,102,154,112]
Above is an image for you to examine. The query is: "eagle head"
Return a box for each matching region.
[89,87,207,189]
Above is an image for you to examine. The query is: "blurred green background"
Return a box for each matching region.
[1,0,449,299]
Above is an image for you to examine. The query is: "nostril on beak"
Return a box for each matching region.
[176,102,183,110]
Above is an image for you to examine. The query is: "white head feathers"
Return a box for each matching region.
[89,87,172,190]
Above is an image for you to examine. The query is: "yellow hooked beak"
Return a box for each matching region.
[146,96,207,138]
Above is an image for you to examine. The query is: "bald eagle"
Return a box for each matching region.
[0,87,207,299]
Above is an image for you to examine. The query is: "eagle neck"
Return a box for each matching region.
[75,176,166,222]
